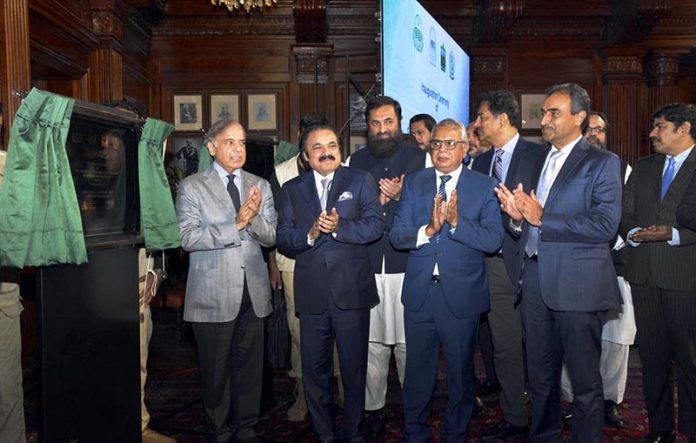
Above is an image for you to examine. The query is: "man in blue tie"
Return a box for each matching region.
[496,83,622,442]
[390,118,503,442]
[621,103,696,443]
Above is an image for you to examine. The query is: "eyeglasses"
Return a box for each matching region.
[429,139,466,151]
[585,126,606,134]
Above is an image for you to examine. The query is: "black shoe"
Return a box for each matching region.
[474,395,488,417]
[639,431,674,443]
[561,405,573,424]
[365,407,386,437]
[481,421,529,440]
[604,400,624,428]
[478,379,501,397]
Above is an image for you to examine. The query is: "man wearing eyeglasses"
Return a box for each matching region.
[176,119,277,443]
[391,119,503,442]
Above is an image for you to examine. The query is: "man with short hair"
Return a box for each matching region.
[391,118,503,442]
[472,90,543,440]
[465,123,492,168]
[176,119,277,442]
[409,113,436,152]
[277,123,384,442]
[496,83,623,442]
[621,103,696,443]
[560,111,636,429]
[347,96,425,435]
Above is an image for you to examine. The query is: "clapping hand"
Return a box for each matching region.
[235,186,261,229]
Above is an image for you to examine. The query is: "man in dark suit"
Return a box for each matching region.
[621,103,696,443]
[176,119,277,442]
[276,123,384,442]
[390,118,503,442]
[677,173,696,230]
[346,96,425,436]
[496,83,622,442]
[472,90,543,440]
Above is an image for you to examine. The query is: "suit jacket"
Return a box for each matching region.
[176,165,276,322]
[276,166,384,315]
[621,148,696,292]
[511,138,623,311]
[676,171,696,231]
[472,136,544,279]
[389,167,503,317]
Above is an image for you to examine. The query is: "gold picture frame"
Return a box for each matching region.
[247,94,277,131]
[173,95,203,131]
[520,94,547,129]
[210,94,240,124]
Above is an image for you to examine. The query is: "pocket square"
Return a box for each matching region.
[338,191,353,202]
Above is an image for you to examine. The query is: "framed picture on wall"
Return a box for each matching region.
[520,94,547,129]
[174,95,203,131]
[210,94,240,123]
[247,94,277,131]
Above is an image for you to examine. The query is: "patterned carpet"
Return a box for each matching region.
[25,308,692,442]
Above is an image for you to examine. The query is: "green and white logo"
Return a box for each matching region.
[413,15,424,52]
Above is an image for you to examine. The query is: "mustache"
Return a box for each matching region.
[319,154,336,162]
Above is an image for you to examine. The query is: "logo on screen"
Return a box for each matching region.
[440,44,446,72]
[429,27,436,66]
[449,50,455,79]
[413,15,424,52]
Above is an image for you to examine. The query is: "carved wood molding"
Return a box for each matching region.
[604,0,670,44]
[645,51,681,86]
[152,15,295,36]
[602,55,643,81]
[293,0,327,43]
[474,0,523,44]
[293,44,333,84]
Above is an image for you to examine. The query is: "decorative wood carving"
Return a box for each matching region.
[293,0,327,43]
[604,0,670,44]
[602,55,643,81]
[474,0,523,44]
[645,50,680,86]
[0,0,32,146]
[293,44,333,84]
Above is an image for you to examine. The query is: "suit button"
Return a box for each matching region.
[241,265,245,269]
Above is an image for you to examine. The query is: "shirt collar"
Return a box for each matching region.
[497,132,520,155]
[667,144,694,163]
[313,169,335,186]
[436,163,464,183]
[551,134,583,155]
[213,160,239,180]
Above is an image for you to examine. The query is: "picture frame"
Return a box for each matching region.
[173,95,203,131]
[247,94,277,131]
[520,94,547,129]
[210,94,240,124]
[349,135,367,154]
[168,134,204,178]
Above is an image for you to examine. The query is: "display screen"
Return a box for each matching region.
[65,114,140,239]
[382,0,470,131]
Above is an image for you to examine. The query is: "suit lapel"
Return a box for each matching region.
[663,148,696,204]
[326,166,349,210]
[650,155,665,204]
[298,171,322,216]
[544,141,588,206]
[202,165,236,213]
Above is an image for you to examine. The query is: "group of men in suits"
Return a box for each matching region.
[174,85,696,442]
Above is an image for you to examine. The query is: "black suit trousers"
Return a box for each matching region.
[192,283,264,443]
[522,258,605,443]
[631,278,696,436]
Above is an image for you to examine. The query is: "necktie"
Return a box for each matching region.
[661,157,676,200]
[435,175,452,243]
[525,150,563,257]
[493,148,504,182]
[320,177,332,211]
[227,173,241,212]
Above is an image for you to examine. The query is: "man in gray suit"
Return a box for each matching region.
[621,103,696,443]
[176,119,276,442]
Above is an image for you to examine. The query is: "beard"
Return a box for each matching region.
[586,135,606,150]
[367,129,402,159]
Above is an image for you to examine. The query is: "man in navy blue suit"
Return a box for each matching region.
[276,123,384,442]
[496,83,622,442]
[390,118,503,442]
